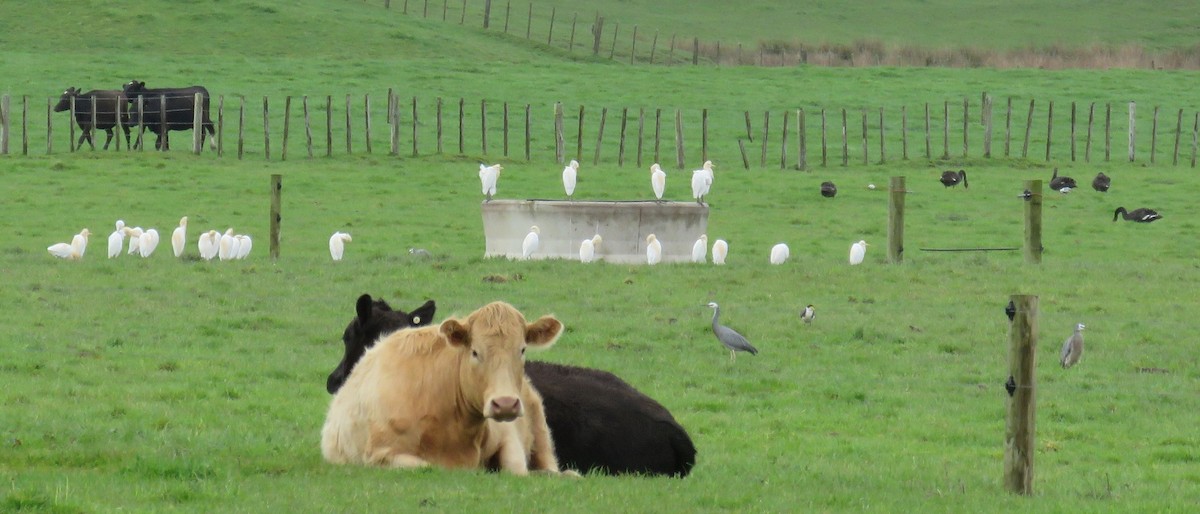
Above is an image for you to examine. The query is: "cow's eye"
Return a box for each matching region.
[471,350,479,359]
[520,347,526,356]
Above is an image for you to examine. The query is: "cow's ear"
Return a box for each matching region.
[440,319,470,347]
[355,294,374,322]
[409,300,436,326]
[525,316,563,348]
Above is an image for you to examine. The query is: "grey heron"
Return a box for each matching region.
[704,302,758,361]
[1060,323,1086,368]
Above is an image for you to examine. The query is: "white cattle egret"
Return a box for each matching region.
[769,243,790,265]
[849,240,868,265]
[650,163,666,201]
[712,239,729,265]
[562,160,579,199]
[235,235,252,259]
[198,230,219,260]
[218,229,236,261]
[48,229,91,260]
[107,220,126,258]
[228,234,242,259]
[329,232,353,261]
[697,160,715,185]
[690,170,712,205]
[691,234,708,263]
[579,234,602,263]
[646,234,662,265]
[171,216,187,257]
[125,227,143,255]
[479,163,502,202]
[139,228,160,257]
[521,226,540,260]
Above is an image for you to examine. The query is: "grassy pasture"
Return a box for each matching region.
[2,0,1200,512]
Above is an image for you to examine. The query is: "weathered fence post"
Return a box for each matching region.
[364,94,372,154]
[878,107,886,164]
[984,94,993,158]
[820,108,827,167]
[1128,101,1136,162]
[962,97,969,157]
[737,139,749,169]
[653,108,661,164]
[547,7,556,45]
[618,107,628,166]
[923,102,931,159]
[457,97,464,154]
[344,94,352,154]
[21,95,28,155]
[1150,105,1158,164]
[888,176,905,264]
[193,92,204,154]
[1104,103,1111,161]
[553,102,564,164]
[840,108,848,166]
[1085,102,1094,162]
[692,37,699,65]
[436,97,444,154]
[157,95,166,151]
[1192,112,1199,168]
[282,96,292,160]
[762,111,771,167]
[743,111,753,141]
[263,96,270,159]
[1004,294,1038,496]
[483,0,492,28]
[798,108,807,170]
[238,97,245,160]
[503,102,509,157]
[591,15,604,55]
[303,95,314,159]
[0,94,9,155]
[901,105,908,160]
[637,107,645,167]
[859,108,868,165]
[325,95,333,157]
[942,100,949,159]
[412,96,420,156]
[1044,100,1053,162]
[569,13,577,52]
[674,108,684,169]
[609,23,620,59]
[1022,99,1035,158]
[270,174,282,261]
[1172,108,1182,165]
[575,105,584,162]
[1069,101,1076,161]
[46,97,52,155]
[1005,97,1013,157]
[68,95,76,152]
[390,95,401,156]
[701,108,709,163]
[1023,180,1042,264]
[593,107,607,165]
[649,31,658,64]
[524,103,531,161]
[780,110,790,169]
[89,95,98,150]
[215,95,224,156]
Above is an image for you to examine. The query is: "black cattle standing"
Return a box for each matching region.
[53,87,131,150]
[329,293,697,477]
[121,80,216,151]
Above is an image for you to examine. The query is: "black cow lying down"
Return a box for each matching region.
[328,294,697,477]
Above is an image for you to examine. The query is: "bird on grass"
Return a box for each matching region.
[171,216,188,257]
[705,302,758,361]
[234,235,252,259]
[409,248,432,259]
[479,163,502,202]
[769,243,789,265]
[711,239,728,265]
[562,159,579,200]
[125,227,143,256]
[650,163,666,201]
[1049,168,1077,191]
[329,231,353,261]
[849,240,868,265]
[940,169,968,188]
[646,234,662,265]
[198,230,220,261]
[522,226,540,260]
[48,229,91,260]
[107,220,126,259]
[801,305,815,324]
[820,181,838,198]
[691,234,707,263]
[1113,207,1162,223]
[579,234,602,263]
[218,228,236,261]
[138,228,160,257]
[1092,172,1111,192]
[1060,323,1086,369]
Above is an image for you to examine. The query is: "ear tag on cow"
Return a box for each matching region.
[413,316,421,324]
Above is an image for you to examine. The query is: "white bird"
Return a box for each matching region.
[712,239,729,265]
[697,160,715,185]
[218,229,236,261]
[562,160,579,199]
[235,235,254,259]
[692,234,708,263]
[329,231,353,261]
[521,226,540,260]
[650,163,666,201]
[125,227,143,255]
[691,169,712,204]
[646,234,662,265]
[479,163,502,202]
[849,240,868,265]
[171,216,187,257]
[229,234,242,259]
[579,234,602,263]
[138,228,160,257]
[1060,323,1086,368]
[198,230,219,260]
[769,243,790,265]
[107,220,126,259]
[48,229,91,260]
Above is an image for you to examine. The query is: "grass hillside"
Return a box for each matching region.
[2,1,1199,512]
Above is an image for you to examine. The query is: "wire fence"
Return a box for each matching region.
[2,91,1199,169]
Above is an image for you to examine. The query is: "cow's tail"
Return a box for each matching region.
[665,421,697,478]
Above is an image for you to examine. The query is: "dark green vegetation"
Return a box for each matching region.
[2,1,1198,512]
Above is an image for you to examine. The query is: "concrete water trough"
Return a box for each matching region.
[481,200,709,264]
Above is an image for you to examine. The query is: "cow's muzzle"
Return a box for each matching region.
[487,396,523,422]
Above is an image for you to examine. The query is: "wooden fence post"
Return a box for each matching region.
[526,3,531,40]
[282,96,292,160]
[762,111,771,167]
[1105,103,1111,161]
[923,102,931,159]
[701,108,708,163]
[390,96,401,156]
[674,108,684,169]
[483,0,492,28]
[457,98,464,154]
[270,174,282,261]
[888,176,905,264]
[1069,101,1076,161]
[547,7,555,45]
[569,13,577,52]
[46,97,52,155]
[238,97,245,159]
[216,95,224,156]
[1150,105,1158,164]
[1172,108,1182,165]
[878,108,886,163]
[962,97,968,157]
[89,95,98,150]
[364,94,372,154]
[984,94,993,158]
[737,139,749,169]
[553,102,564,164]
[157,95,166,151]
[901,105,908,160]
[303,95,314,158]
[68,95,76,152]
[592,15,603,55]
[263,96,270,159]
[1085,102,1094,163]
[593,107,606,165]
[576,105,585,162]
[649,31,658,64]
[1044,100,1053,162]
[859,108,868,165]
[820,108,827,167]
[744,111,753,141]
[637,107,645,167]
[668,34,675,64]
[21,95,28,155]
[653,108,661,164]
[618,107,628,166]
[345,94,352,154]
[780,109,790,169]
[0,94,8,155]
[1024,179,1042,264]
[1192,112,1199,168]
[1005,97,1013,157]
[942,100,949,159]
[840,108,848,166]
[325,94,333,157]
[412,96,420,156]
[631,25,639,64]
[798,108,807,170]
[610,23,620,59]
[503,102,509,157]
[1022,99,1035,158]
[1128,102,1136,162]
[193,92,203,154]
[436,97,444,154]
[1004,294,1038,496]
[524,103,531,161]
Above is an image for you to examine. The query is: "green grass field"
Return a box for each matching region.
[2,1,1199,512]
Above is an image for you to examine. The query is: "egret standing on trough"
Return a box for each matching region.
[1060,323,1085,368]
[646,234,662,265]
[562,160,579,200]
[650,163,666,201]
[522,226,540,260]
[849,240,868,265]
[479,163,502,202]
[704,302,758,361]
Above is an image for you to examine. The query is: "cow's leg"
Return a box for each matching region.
[521,388,565,474]
[78,128,94,150]
[490,423,531,476]
[371,449,431,469]
[101,128,114,150]
[121,126,131,149]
